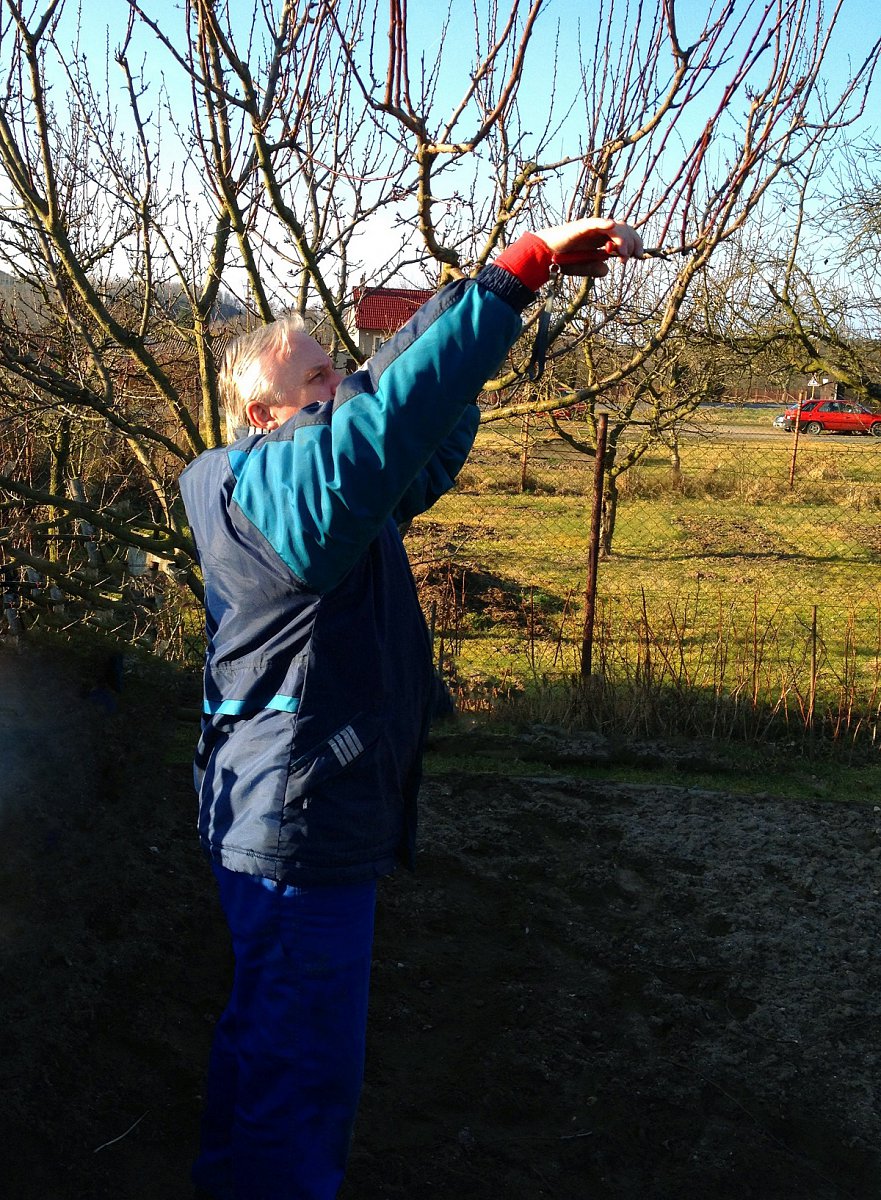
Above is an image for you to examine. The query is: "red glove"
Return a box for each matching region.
[494,219,643,290]
[493,232,555,291]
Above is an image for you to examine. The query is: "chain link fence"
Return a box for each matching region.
[5,403,881,738]
[409,408,881,733]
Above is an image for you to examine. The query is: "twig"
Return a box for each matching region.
[93,1111,149,1154]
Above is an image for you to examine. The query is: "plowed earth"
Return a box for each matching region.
[1,642,879,1199]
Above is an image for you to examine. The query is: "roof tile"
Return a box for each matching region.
[353,286,434,332]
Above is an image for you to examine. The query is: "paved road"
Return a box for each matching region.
[529,422,881,452]
[694,424,881,444]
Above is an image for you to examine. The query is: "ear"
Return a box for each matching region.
[245,399,276,431]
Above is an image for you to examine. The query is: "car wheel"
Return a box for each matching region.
[871,424,881,437]
[806,421,822,435]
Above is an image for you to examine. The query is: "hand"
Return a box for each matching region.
[534,217,643,277]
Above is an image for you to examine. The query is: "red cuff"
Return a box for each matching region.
[493,232,554,292]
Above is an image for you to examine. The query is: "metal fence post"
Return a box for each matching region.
[580,411,608,680]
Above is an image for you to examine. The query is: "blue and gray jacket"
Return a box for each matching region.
[179,265,533,885]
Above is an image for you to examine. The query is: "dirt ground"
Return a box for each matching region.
[2,639,881,1200]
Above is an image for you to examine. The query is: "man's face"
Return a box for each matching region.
[247,331,343,431]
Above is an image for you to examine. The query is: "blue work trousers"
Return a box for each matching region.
[192,863,377,1200]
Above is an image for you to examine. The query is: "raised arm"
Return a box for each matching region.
[390,218,644,524]
[227,219,643,593]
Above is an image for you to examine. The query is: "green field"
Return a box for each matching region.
[408,412,881,736]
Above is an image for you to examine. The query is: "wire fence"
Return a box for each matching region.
[5,403,881,738]
[408,408,881,733]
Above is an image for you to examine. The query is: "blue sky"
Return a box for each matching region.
[68,1,878,109]
[40,0,881,290]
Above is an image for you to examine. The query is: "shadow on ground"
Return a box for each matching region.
[1,639,879,1199]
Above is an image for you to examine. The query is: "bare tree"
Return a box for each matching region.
[720,136,881,401]
[473,0,879,551]
[0,0,875,636]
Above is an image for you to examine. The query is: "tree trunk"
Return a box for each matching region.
[601,471,618,557]
[519,411,531,493]
[47,416,71,563]
[669,431,683,492]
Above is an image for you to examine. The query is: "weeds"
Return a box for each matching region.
[457,587,881,751]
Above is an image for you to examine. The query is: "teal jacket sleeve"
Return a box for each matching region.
[229,272,525,594]
[391,402,481,526]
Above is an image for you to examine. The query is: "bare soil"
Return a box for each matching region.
[1,640,880,1200]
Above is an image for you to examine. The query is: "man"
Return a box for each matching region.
[180,215,643,1200]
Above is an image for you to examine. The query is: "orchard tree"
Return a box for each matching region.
[0,0,876,637]
[542,329,727,553]
[718,138,881,401]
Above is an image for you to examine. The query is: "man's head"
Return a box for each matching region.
[219,314,343,442]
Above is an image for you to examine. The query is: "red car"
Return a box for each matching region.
[782,398,881,436]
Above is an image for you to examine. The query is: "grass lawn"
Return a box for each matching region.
[409,417,881,735]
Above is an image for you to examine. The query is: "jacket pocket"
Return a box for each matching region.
[286,713,383,800]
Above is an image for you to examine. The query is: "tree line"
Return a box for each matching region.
[0,0,877,641]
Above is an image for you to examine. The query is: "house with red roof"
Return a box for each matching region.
[350,285,435,358]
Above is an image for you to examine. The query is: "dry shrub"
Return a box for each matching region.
[799,452,848,482]
[483,590,881,748]
[457,458,590,497]
[455,461,518,494]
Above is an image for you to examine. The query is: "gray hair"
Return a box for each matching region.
[219,313,308,442]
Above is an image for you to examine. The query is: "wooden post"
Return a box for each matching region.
[581,412,608,680]
[788,392,804,489]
